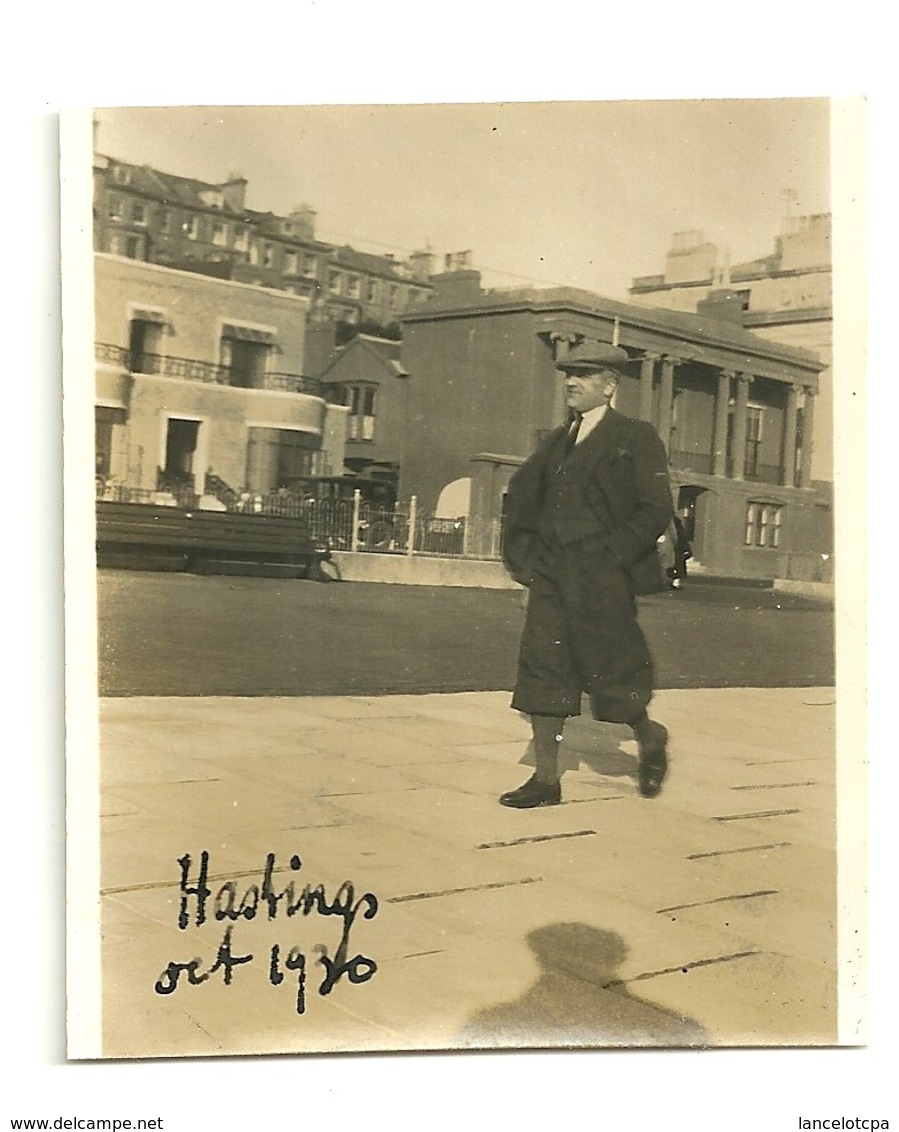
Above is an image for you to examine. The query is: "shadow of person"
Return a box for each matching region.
[519,717,640,782]
[460,922,709,1050]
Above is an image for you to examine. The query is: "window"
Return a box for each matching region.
[198,189,224,209]
[159,209,171,234]
[347,275,361,299]
[107,194,123,220]
[125,235,143,259]
[284,250,298,275]
[744,502,782,548]
[367,279,379,303]
[95,406,124,480]
[388,284,401,310]
[131,202,147,225]
[263,244,275,268]
[302,255,317,278]
[745,407,763,477]
[735,289,751,311]
[211,221,228,247]
[127,314,164,372]
[339,383,376,441]
[328,270,343,295]
[220,330,274,389]
[245,427,319,492]
[234,226,249,251]
[183,215,198,239]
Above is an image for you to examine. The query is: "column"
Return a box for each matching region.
[781,385,801,487]
[550,331,578,364]
[657,356,677,452]
[549,332,579,427]
[713,370,731,477]
[638,353,657,423]
[731,374,752,480]
[799,387,816,487]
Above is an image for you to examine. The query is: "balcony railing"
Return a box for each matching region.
[96,343,322,397]
[670,449,714,475]
[725,457,786,485]
[744,463,786,486]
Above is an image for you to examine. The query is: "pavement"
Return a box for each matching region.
[91,683,839,1059]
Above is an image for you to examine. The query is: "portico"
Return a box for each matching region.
[399,276,829,581]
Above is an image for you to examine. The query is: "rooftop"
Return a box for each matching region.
[402,279,823,373]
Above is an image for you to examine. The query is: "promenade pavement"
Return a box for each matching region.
[93,685,838,1059]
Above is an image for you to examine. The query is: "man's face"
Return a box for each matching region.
[564,369,618,414]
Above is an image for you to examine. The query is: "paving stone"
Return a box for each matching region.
[90,686,842,1057]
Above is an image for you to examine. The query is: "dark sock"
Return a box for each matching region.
[531,715,564,784]
[630,711,654,746]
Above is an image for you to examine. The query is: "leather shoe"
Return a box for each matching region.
[637,721,668,798]
[499,775,561,808]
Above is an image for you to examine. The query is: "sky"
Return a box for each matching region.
[94,99,831,300]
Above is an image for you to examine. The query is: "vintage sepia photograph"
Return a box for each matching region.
[63,97,864,1064]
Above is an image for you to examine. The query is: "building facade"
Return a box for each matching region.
[319,334,411,494]
[92,149,435,371]
[94,254,347,499]
[629,214,833,483]
[400,272,830,580]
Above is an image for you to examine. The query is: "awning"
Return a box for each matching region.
[222,323,277,344]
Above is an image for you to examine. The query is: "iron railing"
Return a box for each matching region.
[95,479,830,577]
[95,343,322,396]
[670,449,714,475]
[671,449,786,484]
[745,462,785,486]
[94,480,506,560]
[726,457,786,485]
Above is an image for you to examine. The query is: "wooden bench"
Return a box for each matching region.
[96,501,325,579]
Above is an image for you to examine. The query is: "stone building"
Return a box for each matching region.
[92,148,435,372]
[399,272,830,580]
[628,213,833,483]
[319,334,411,498]
[94,254,347,498]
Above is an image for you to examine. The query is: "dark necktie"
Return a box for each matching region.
[563,414,581,456]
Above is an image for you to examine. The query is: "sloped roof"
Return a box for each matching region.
[243,209,333,250]
[99,155,413,275]
[321,333,409,379]
[333,245,424,284]
[101,157,246,214]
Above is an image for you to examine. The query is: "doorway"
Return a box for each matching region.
[128,318,163,373]
[162,418,200,489]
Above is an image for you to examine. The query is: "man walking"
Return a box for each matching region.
[500,341,674,808]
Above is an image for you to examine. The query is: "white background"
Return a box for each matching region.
[8,4,894,1129]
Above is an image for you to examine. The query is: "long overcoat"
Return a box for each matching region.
[503,407,674,721]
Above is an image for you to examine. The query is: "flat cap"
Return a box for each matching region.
[557,340,630,372]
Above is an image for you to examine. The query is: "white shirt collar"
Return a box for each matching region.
[574,402,609,443]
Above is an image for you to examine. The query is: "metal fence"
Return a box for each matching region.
[281,495,505,560]
[95,481,833,579]
[94,481,505,560]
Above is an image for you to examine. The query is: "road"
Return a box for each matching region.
[96,570,834,697]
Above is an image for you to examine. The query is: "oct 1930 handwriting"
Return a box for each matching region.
[154,851,379,1015]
